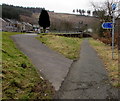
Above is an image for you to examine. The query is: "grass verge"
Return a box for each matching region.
[2,32,54,99]
[89,38,119,87]
[0,31,2,100]
[36,35,83,60]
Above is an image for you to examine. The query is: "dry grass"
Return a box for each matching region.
[37,35,83,60]
[89,38,119,87]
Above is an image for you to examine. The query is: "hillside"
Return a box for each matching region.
[30,12,99,32]
[2,4,119,33]
[49,12,97,24]
[1,4,44,21]
[1,4,101,32]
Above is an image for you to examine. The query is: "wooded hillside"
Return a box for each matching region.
[1,4,44,20]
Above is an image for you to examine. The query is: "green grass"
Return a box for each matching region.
[2,32,54,99]
[89,38,119,87]
[36,35,83,60]
[0,31,2,100]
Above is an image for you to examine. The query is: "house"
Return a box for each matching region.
[33,25,40,33]
[21,22,33,32]
[40,27,50,33]
[0,18,7,31]
[4,18,18,32]
[2,18,33,32]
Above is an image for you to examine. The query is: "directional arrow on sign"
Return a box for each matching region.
[102,22,113,29]
[112,4,117,10]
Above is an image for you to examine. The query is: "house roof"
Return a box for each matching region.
[0,18,7,23]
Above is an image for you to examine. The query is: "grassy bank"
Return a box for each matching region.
[2,32,54,99]
[36,35,83,60]
[0,32,2,100]
[89,38,119,87]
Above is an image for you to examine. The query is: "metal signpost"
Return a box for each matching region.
[112,3,116,59]
[102,21,113,59]
[112,10,115,60]
[119,1,120,10]
[102,3,118,59]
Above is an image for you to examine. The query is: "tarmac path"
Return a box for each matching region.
[11,34,73,91]
[12,34,118,99]
[54,39,118,99]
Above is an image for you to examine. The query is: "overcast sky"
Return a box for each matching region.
[0,0,119,14]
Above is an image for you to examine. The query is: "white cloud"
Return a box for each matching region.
[0,0,108,13]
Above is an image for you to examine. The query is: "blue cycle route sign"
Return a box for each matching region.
[102,22,113,29]
[112,4,116,10]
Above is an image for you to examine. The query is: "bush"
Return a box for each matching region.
[93,32,118,47]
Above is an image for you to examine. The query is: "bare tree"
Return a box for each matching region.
[73,9,75,13]
[87,10,91,16]
[82,10,85,15]
[76,9,79,13]
[91,0,120,38]
[79,9,82,15]
[91,0,120,21]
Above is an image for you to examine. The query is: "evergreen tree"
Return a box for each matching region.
[38,9,50,33]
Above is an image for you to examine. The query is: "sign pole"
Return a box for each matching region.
[112,10,115,60]
[111,2,117,60]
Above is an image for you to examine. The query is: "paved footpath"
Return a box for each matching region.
[12,34,118,99]
[11,34,73,91]
[54,39,118,99]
